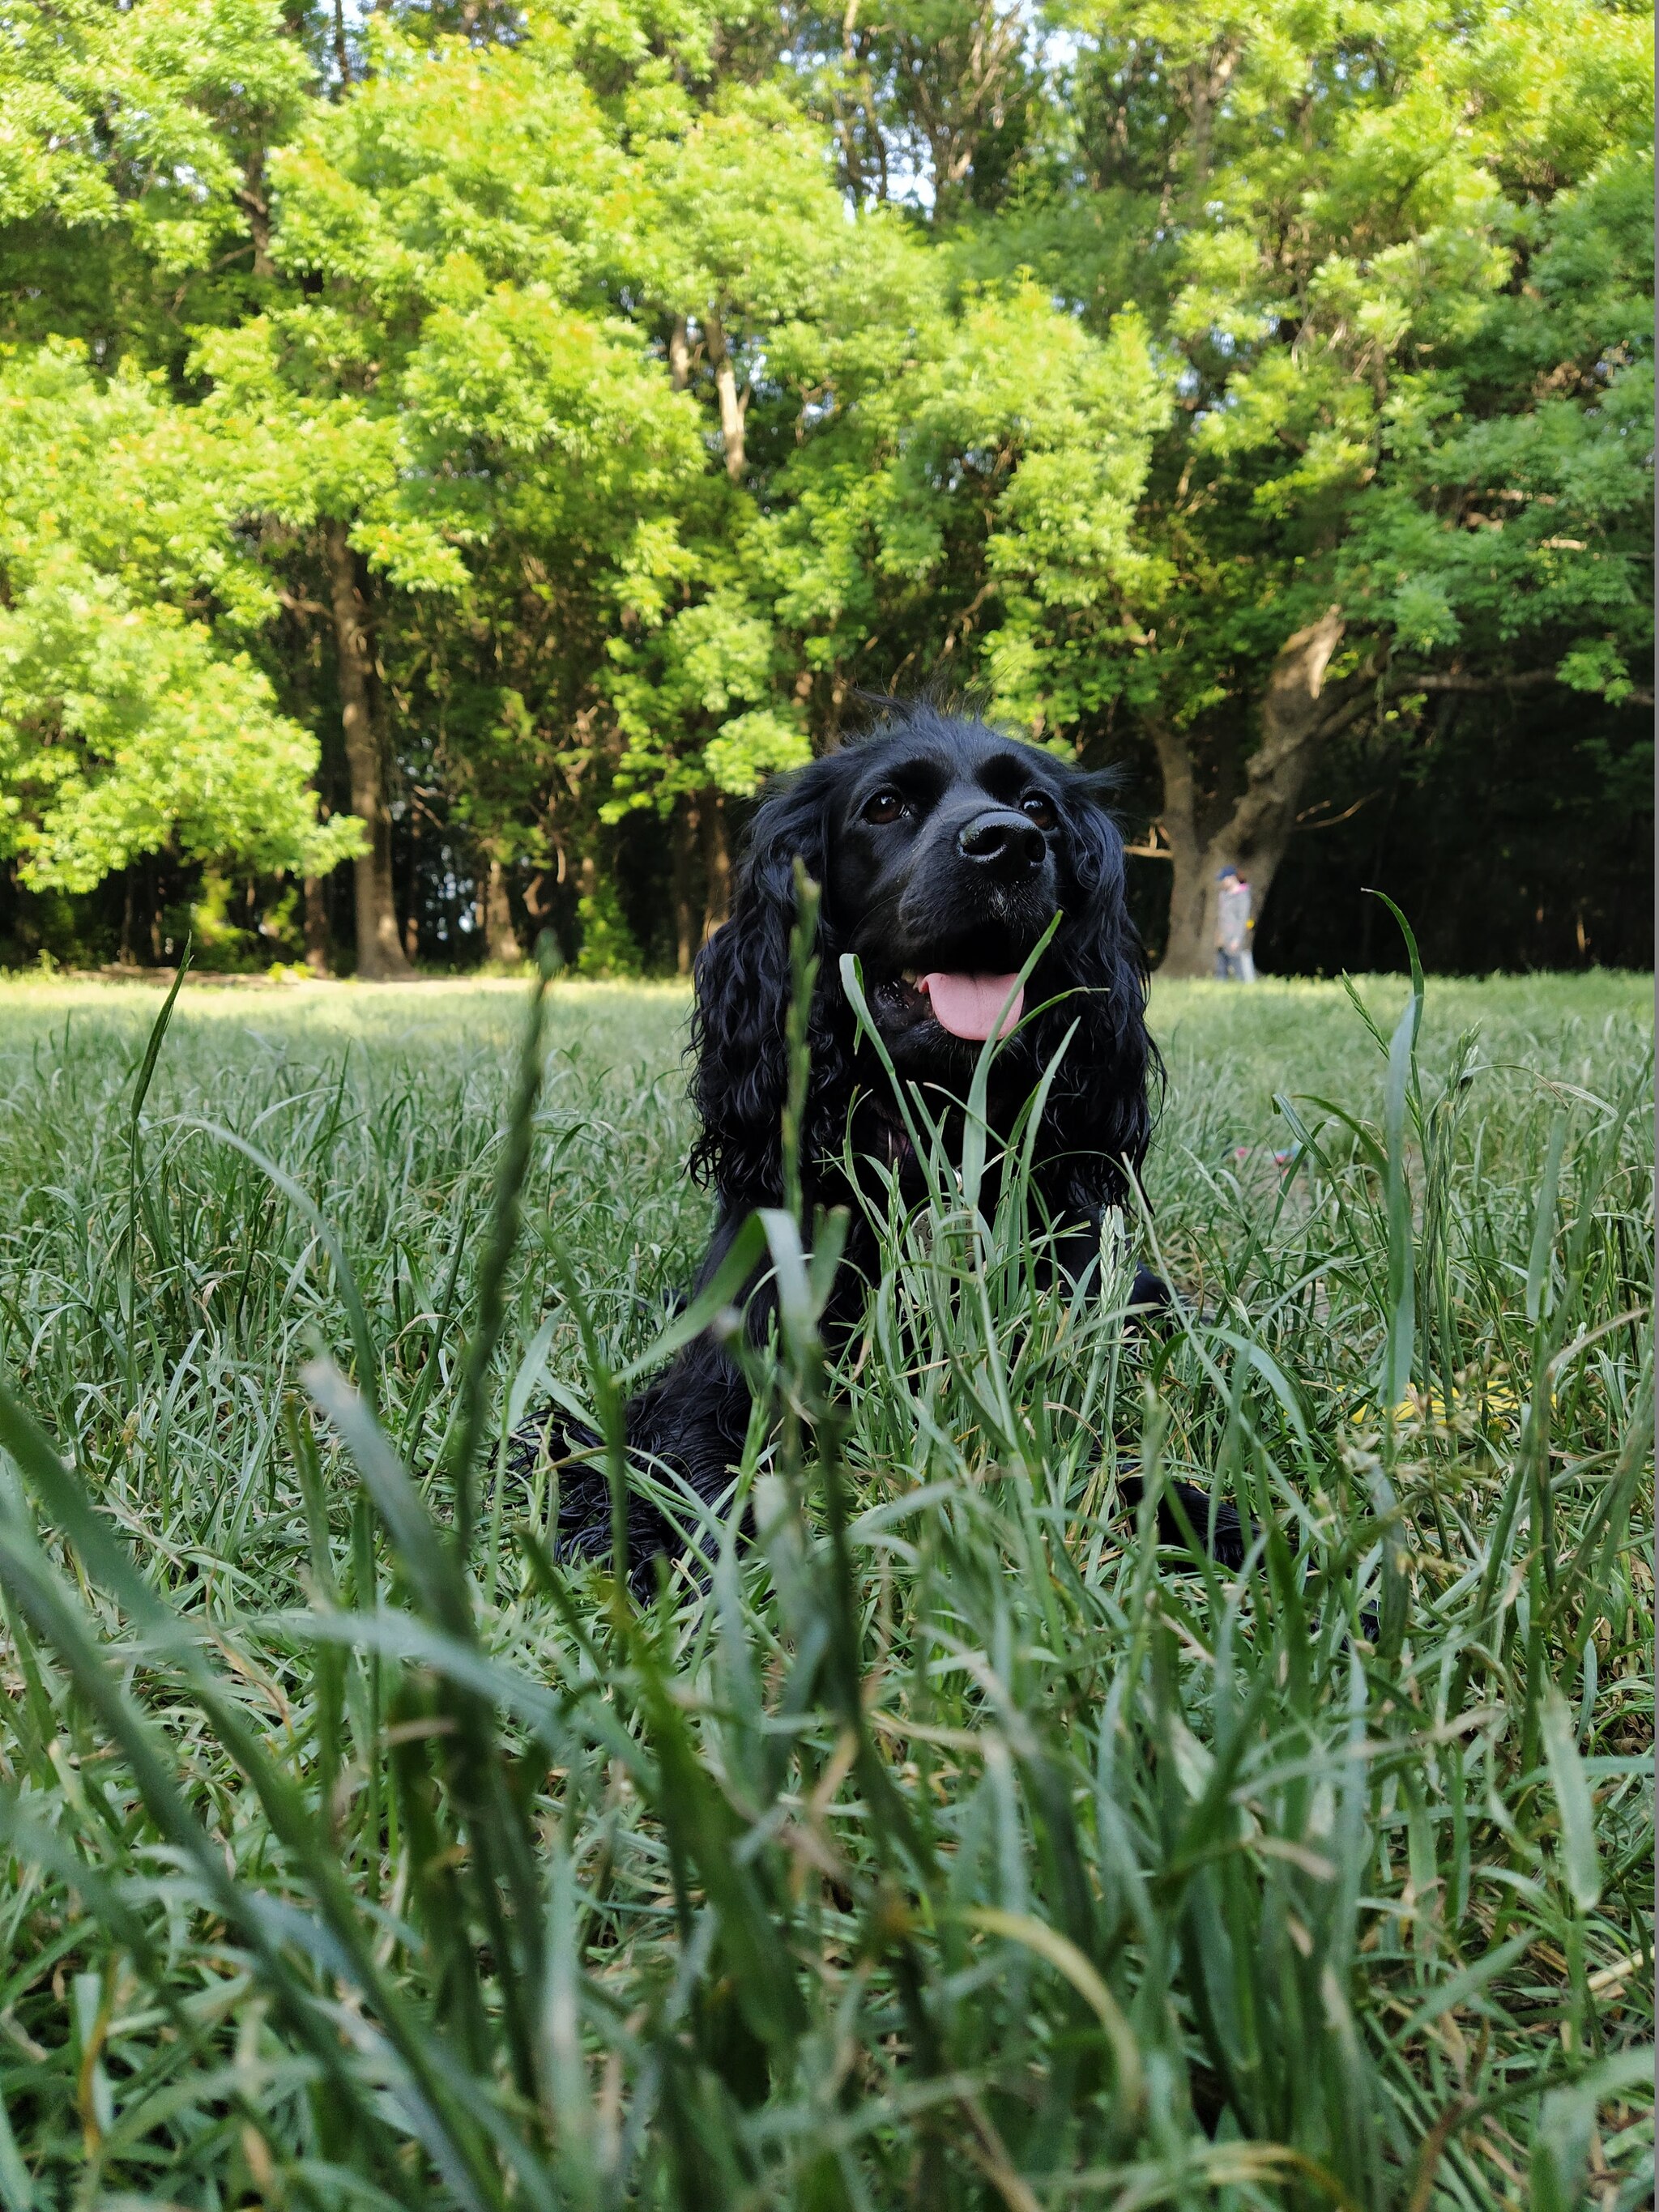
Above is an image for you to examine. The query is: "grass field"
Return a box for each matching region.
[0,966,1649,2210]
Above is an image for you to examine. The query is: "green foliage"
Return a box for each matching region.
[0,346,359,889]
[574,876,643,974]
[0,971,1647,2204]
[1337,130,1655,695]
[0,0,310,236]
[0,0,1649,957]
[1010,0,1656,735]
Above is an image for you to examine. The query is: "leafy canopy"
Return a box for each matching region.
[0,345,357,889]
[0,0,1648,950]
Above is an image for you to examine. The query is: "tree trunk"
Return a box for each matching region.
[120,868,138,967]
[238,151,275,279]
[701,790,731,936]
[1149,718,1205,977]
[1155,607,1346,977]
[484,858,522,964]
[324,522,412,981]
[1186,40,1239,207]
[702,311,747,484]
[671,792,701,975]
[668,315,692,392]
[302,873,332,975]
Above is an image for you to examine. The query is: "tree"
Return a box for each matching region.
[0,0,314,364]
[193,19,703,974]
[602,119,1171,918]
[0,345,357,913]
[1041,0,1654,968]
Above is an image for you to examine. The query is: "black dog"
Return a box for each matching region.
[526,703,1241,1574]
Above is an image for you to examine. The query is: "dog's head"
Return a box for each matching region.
[689,703,1155,1209]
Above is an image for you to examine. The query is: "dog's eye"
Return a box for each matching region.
[1021,792,1057,830]
[863,790,906,825]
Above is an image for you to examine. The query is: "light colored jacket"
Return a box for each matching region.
[1216,880,1252,953]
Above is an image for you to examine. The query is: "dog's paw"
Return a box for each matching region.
[509,1406,686,1594]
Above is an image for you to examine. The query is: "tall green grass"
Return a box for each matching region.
[0,961,1648,2210]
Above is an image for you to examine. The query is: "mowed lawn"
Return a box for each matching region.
[0,963,1648,1106]
[0,968,1649,2210]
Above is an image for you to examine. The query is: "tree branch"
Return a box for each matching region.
[1407,669,1559,694]
[1311,688,1382,744]
[1397,667,1653,708]
[279,589,331,620]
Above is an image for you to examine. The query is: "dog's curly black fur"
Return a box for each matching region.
[515,702,1243,1575]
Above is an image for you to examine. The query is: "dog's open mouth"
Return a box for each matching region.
[875,967,1026,1042]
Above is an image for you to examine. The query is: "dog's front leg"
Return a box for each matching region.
[511,1328,755,1583]
[612,1328,757,1566]
[522,1204,769,1579]
[524,1200,863,1584]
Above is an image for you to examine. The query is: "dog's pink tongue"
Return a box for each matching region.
[919,972,1024,1040]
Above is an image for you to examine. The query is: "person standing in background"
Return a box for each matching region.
[1214,866,1256,981]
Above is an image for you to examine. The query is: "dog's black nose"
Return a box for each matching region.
[957,809,1045,875]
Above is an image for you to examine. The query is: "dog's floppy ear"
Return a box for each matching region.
[689,765,834,1206]
[1032,774,1158,1208]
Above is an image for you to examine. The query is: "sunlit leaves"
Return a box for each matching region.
[0,345,357,885]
